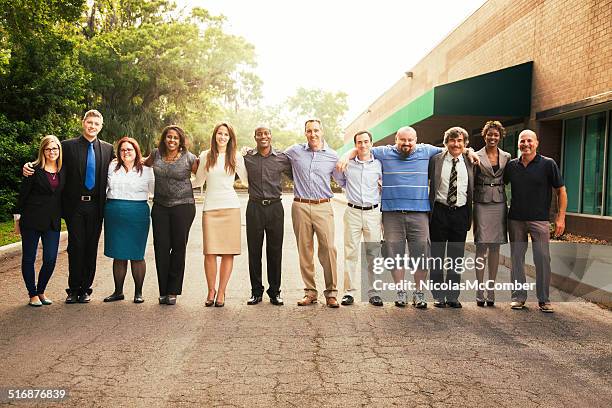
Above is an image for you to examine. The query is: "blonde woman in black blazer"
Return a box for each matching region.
[15,135,65,307]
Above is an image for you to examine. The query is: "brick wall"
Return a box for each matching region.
[345,0,612,141]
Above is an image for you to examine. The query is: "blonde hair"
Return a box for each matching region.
[83,109,103,122]
[32,135,63,171]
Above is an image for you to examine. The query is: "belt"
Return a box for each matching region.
[80,195,97,202]
[435,201,466,211]
[481,183,504,187]
[249,198,282,206]
[293,197,330,204]
[348,203,379,211]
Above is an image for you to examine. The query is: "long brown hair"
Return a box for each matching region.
[33,135,63,171]
[157,125,188,157]
[205,122,237,174]
[115,137,144,175]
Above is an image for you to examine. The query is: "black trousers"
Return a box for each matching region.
[246,200,284,297]
[65,201,103,295]
[151,203,196,296]
[429,202,469,301]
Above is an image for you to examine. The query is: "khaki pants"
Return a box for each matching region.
[291,201,338,298]
[343,206,382,297]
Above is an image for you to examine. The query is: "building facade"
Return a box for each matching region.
[342,0,612,239]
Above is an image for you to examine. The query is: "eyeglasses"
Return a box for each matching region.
[120,148,135,153]
[44,147,59,152]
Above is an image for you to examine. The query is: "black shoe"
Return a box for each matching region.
[369,296,383,307]
[433,299,446,308]
[77,293,91,303]
[159,296,168,305]
[394,300,406,308]
[133,295,144,304]
[476,300,485,307]
[486,301,495,307]
[446,300,462,308]
[246,295,262,305]
[269,295,284,306]
[65,294,78,304]
[103,293,125,302]
[341,295,354,306]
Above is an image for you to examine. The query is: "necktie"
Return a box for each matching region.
[447,157,458,206]
[85,142,96,190]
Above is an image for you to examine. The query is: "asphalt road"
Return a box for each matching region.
[1,193,611,407]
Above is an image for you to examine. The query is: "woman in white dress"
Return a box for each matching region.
[192,122,248,307]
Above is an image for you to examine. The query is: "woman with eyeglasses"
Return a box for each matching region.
[192,122,248,307]
[15,135,65,307]
[102,137,154,304]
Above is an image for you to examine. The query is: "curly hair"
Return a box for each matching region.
[481,120,506,138]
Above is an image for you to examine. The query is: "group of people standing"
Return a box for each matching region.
[14,109,566,313]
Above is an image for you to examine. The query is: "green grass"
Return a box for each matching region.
[0,219,67,247]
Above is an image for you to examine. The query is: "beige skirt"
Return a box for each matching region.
[202,208,241,255]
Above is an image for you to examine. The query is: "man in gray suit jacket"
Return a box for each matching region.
[428,127,474,308]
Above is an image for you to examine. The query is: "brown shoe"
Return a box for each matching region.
[326,297,340,308]
[297,295,317,306]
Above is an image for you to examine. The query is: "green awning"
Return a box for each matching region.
[339,61,533,153]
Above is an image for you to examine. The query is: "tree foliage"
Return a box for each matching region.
[0,0,261,220]
[80,0,261,151]
[287,87,348,149]
[0,0,86,220]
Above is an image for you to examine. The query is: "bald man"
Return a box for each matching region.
[504,129,567,313]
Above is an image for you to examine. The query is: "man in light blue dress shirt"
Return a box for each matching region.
[285,119,342,308]
[334,131,384,306]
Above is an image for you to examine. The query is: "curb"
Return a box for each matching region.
[0,231,68,261]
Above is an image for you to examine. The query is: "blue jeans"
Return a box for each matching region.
[21,228,60,297]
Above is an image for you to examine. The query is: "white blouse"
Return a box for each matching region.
[192,151,248,211]
[106,163,155,201]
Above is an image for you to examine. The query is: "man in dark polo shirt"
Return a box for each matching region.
[504,129,567,313]
[243,126,292,306]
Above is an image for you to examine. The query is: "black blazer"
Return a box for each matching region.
[428,151,475,227]
[17,166,65,231]
[61,136,114,219]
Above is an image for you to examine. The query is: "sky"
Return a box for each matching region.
[176,0,487,126]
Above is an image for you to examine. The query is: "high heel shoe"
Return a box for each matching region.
[205,290,216,307]
[214,293,225,307]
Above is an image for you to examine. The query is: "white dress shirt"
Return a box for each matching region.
[192,151,248,211]
[435,153,468,207]
[106,163,154,201]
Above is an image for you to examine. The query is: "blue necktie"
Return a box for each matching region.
[85,142,96,190]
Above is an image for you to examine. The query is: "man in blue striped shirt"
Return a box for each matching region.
[372,126,442,309]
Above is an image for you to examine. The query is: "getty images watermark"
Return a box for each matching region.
[357,241,612,302]
[370,253,535,292]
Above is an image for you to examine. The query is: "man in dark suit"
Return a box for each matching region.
[428,127,474,308]
[25,110,114,303]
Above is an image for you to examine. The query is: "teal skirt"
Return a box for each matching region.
[104,199,150,260]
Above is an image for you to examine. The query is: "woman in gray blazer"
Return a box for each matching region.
[473,121,511,307]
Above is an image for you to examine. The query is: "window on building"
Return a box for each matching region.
[562,110,611,216]
[563,118,582,213]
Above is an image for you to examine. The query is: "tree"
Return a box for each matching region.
[0,0,87,220]
[80,1,262,151]
[287,87,348,149]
